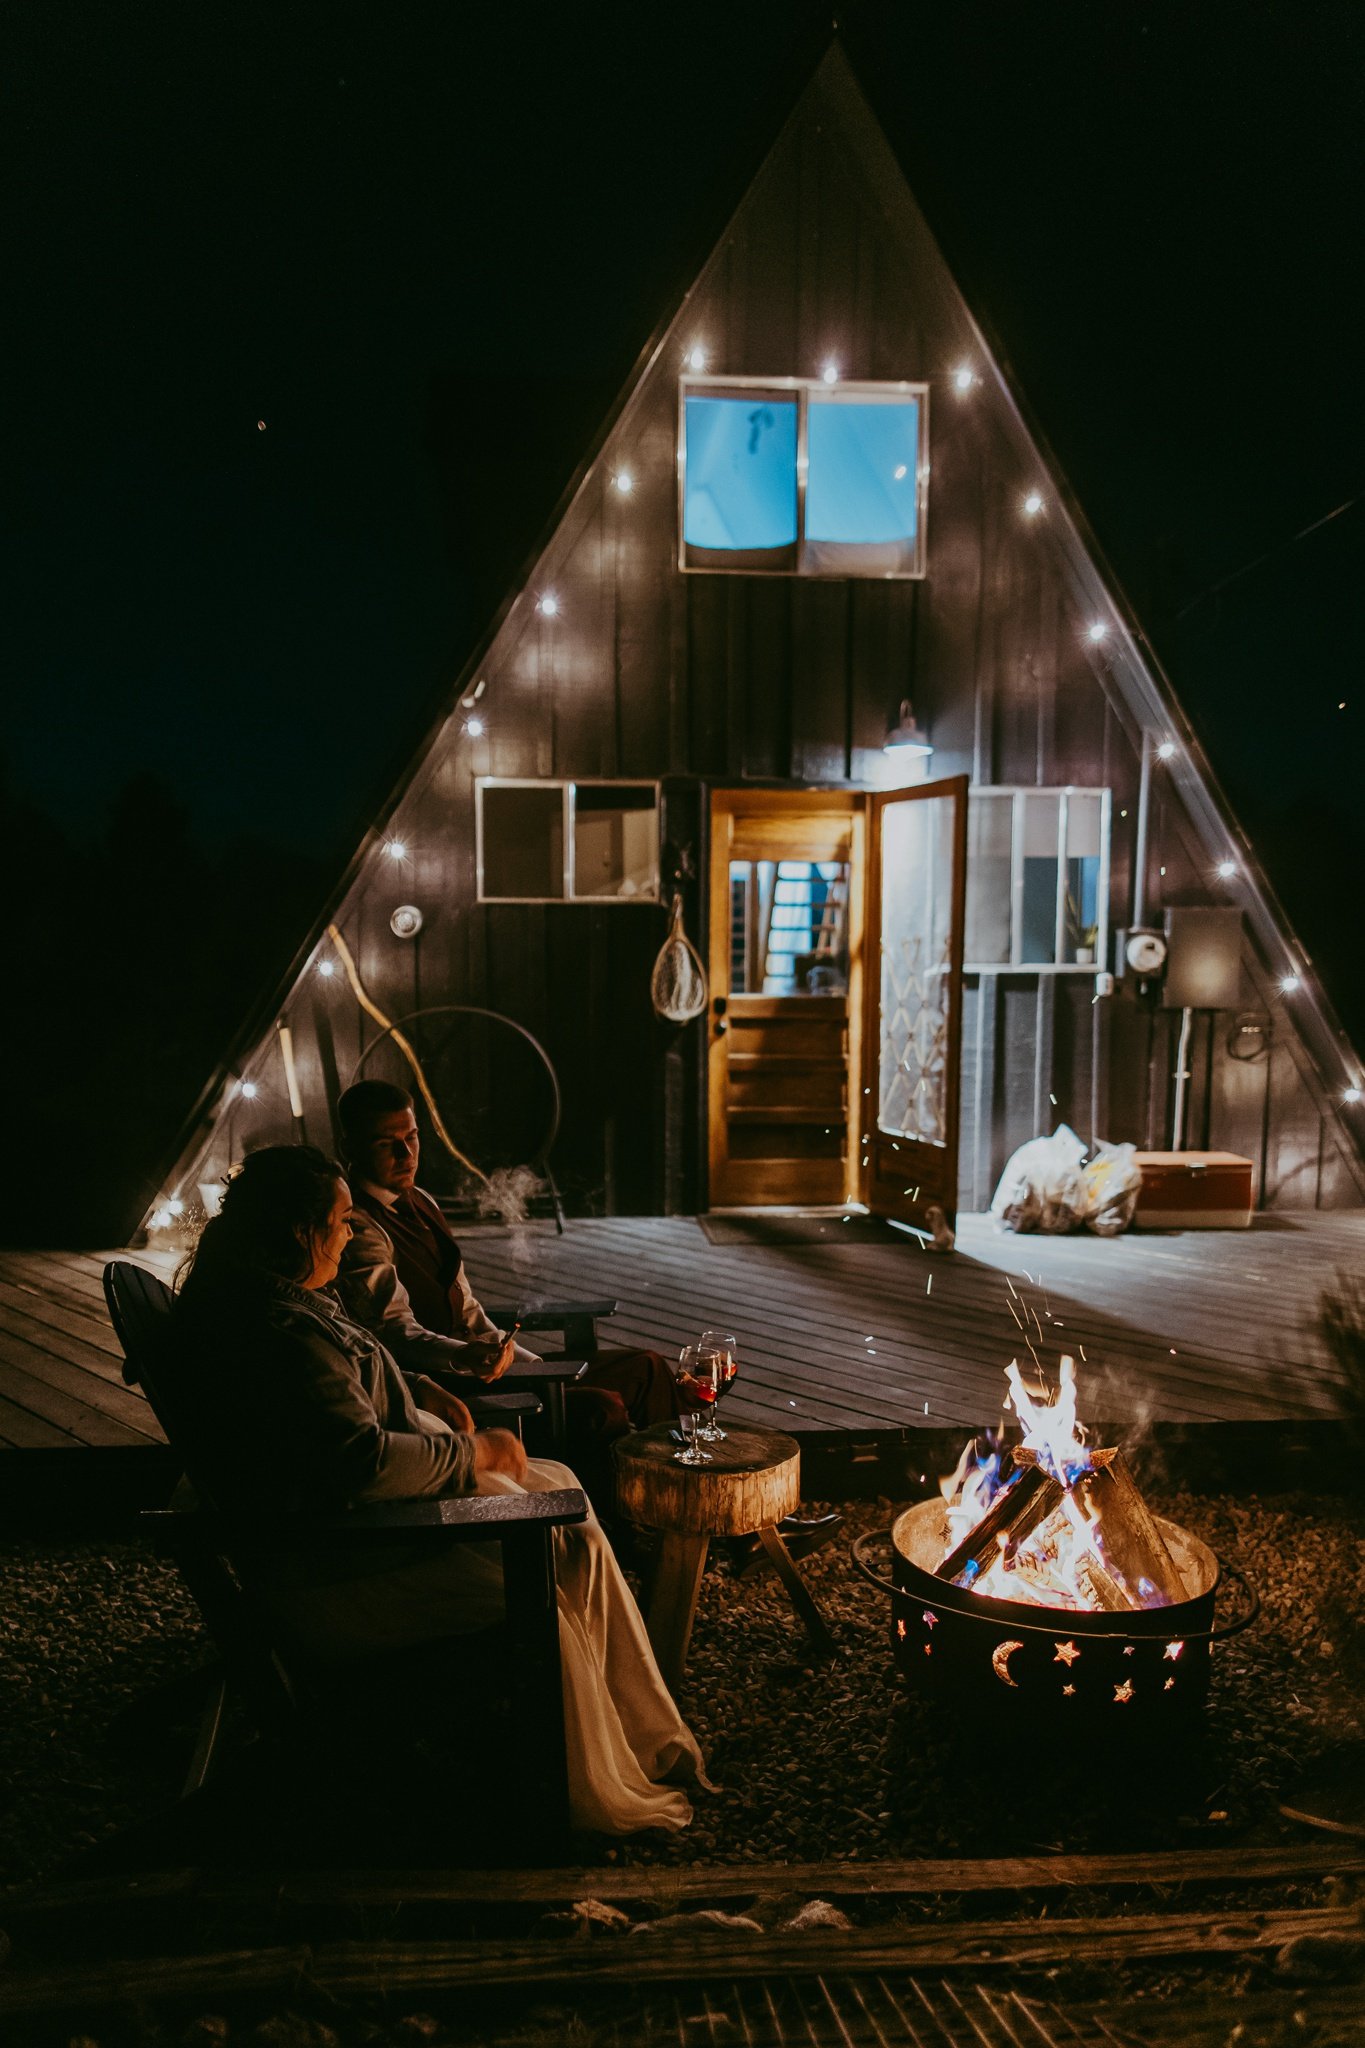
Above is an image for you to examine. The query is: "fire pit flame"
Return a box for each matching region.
[937,1356,1187,1617]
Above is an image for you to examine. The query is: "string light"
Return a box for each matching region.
[537,594,559,617]
[614,471,634,494]
[1280,974,1301,994]
[150,1208,174,1229]
[952,365,974,394]
[1022,491,1044,517]
[1086,621,1109,643]
[821,361,839,384]
[1216,859,1237,880]
[1157,741,1176,760]
[386,840,408,861]
[317,959,335,978]
[167,1197,185,1217]
[239,1080,258,1099]
[686,344,706,372]
[464,714,485,739]
[1345,1086,1363,1105]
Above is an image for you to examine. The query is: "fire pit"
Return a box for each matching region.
[855,1357,1257,1727]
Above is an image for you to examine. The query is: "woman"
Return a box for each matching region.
[173,1144,707,1836]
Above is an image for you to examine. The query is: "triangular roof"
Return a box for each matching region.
[145,43,1363,1226]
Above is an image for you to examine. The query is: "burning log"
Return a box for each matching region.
[1077,1451,1189,1605]
[935,1454,1063,1586]
[1076,1552,1131,1612]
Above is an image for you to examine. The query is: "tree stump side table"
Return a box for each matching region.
[614,1421,837,1690]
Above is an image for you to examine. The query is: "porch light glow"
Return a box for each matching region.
[952,365,974,393]
[1086,621,1109,643]
[1216,859,1237,879]
[1157,741,1176,760]
[686,344,706,371]
[464,714,485,738]
[386,840,408,861]
[614,470,634,494]
[1022,490,1044,517]
[883,700,934,759]
[537,594,559,616]
[821,361,839,384]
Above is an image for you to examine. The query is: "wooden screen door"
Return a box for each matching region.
[708,790,866,1207]
[859,775,969,1231]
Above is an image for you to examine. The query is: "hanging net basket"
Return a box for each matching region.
[651,893,708,1023]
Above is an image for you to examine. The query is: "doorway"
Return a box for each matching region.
[706,780,968,1225]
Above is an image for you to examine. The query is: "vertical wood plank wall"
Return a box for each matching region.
[189,97,1361,1219]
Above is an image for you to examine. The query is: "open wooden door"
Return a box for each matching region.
[708,790,865,1207]
[859,776,969,1230]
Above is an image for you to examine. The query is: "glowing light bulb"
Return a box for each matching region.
[167,1197,185,1217]
[1023,491,1044,517]
[1280,974,1301,994]
[686,344,706,372]
[239,1080,258,1099]
[1216,859,1237,879]
[614,471,633,494]
[1157,741,1176,760]
[952,365,974,394]
[1345,1086,1363,1105]
[1087,621,1109,643]
[821,361,839,384]
[386,840,408,861]
[538,594,559,617]
[465,714,485,738]
[318,959,335,977]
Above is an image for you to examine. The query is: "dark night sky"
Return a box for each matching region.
[7,1,1365,1031]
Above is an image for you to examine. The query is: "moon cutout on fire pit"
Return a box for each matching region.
[991,1639,1024,1687]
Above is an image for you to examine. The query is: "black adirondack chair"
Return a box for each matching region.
[103,1260,587,1856]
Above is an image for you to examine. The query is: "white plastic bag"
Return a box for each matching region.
[990,1124,1089,1235]
[1082,1140,1143,1237]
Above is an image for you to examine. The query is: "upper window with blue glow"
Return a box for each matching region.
[679,377,928,578]
[682,393,798,565]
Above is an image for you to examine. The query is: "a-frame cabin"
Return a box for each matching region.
[145,46,1365,1240]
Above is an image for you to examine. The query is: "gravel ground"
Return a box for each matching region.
[2,1490,1364,1887]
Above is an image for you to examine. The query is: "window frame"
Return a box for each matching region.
[963,785,1112,974]
[677,374,930,579]
[475,777,662,905]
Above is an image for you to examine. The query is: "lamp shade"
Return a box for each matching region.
[883,699,933,758]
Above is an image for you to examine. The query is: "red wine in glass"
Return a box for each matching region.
[697,1331,738,1438]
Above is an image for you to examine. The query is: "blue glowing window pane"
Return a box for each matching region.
[805,399,920,544]
[684,395,798,551]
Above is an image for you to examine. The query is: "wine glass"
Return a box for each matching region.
[673,1346,714,1465]
[697,1329,738,1442]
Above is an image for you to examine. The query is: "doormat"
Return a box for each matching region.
[698,1212,908,1247]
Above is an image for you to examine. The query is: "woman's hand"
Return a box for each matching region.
[472,1427,528,1482]
[412,1377,475,1434]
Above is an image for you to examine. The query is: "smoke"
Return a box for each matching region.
[469,1166,548,1283]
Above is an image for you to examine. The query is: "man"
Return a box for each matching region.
[332,1080,682,1496]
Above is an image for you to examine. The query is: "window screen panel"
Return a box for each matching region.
[683,392,798,565]
[480,786,565,899]
[804,395,922,575]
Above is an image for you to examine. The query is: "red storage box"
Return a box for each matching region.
[1130,1151,1254,1230]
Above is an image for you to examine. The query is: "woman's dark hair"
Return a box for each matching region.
[181,1145,345,1291]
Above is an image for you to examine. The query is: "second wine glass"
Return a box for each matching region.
[696,1329,738,1442]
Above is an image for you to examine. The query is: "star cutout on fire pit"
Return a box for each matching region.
[1114,1679,1135,1704]
[1164,1641,1184,1661]
[1053,1641,1080,1666]
[1123,1644,1135,1656]
[1164,1677,1176,1691]
[897,1619,906,1639]
[1062,1683,1076,1697]
[922,1611,938,1628]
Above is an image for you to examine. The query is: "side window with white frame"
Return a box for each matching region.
[679,376,929,578]
[964,787,1111,971]
[477,780,660,903]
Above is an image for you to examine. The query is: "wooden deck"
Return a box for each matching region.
[3,1212,1358,1453]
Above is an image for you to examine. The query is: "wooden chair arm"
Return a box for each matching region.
[485,1300,618,1328]
[465,1391,543,1424]
[139,1488,588,1551]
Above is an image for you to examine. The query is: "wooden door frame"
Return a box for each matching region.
[706,788,867,1208]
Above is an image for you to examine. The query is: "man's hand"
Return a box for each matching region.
[462,1331,518,1382]
[412,1378,475,1434]
[472,1427,528,1482]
